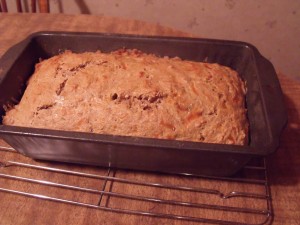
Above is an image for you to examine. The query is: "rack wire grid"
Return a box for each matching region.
[0,143,272,225]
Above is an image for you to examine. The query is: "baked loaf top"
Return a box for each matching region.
[3,49,248,145]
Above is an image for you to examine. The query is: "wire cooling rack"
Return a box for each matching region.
[0,144,272,225]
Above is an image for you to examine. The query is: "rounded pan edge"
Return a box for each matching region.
[252,51,288,155]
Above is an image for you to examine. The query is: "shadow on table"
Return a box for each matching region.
[267,94,300,186]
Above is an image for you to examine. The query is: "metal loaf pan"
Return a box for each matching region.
[0,32,287,176]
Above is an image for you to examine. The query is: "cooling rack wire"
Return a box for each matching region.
[0,144,272,225]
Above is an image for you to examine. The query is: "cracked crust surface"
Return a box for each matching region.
[3,49,248,145]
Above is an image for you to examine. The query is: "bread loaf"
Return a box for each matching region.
[3,49,248,145]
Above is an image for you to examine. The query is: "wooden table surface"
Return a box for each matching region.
[0,13,299,225]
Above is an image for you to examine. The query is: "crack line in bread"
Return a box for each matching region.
[36,103,56,111]
[112,92,167,110]
[56,79,68,95]
[70,60,91,72]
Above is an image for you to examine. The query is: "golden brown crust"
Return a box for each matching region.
[3,49,248,145]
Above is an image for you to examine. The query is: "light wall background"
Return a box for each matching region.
[6,0,300,80]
